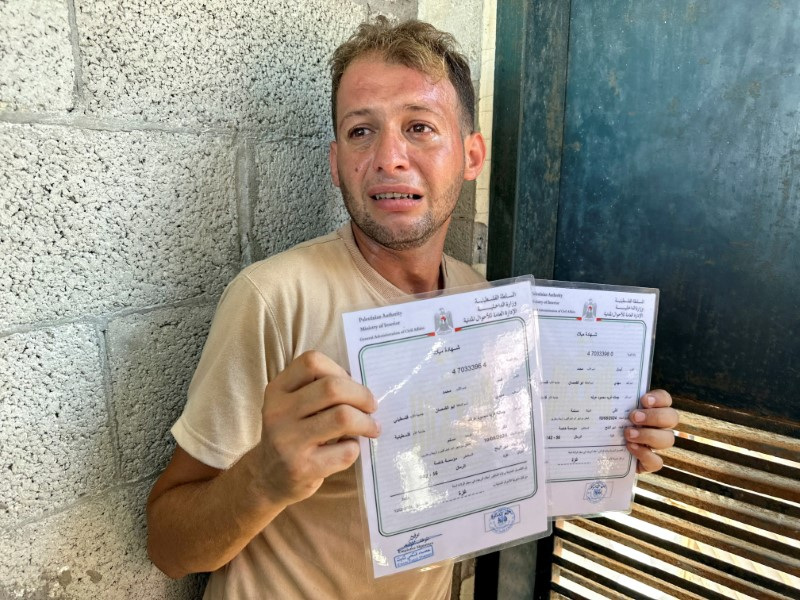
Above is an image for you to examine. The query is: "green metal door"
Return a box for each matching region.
[482,2,800,597]
[488,0,799,421]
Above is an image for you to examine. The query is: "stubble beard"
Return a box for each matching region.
[339,179,463,251]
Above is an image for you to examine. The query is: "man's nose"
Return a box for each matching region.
[373,130,410,173]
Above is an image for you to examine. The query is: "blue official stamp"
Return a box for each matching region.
[394,544,433,568]
[485,506,517,534]
[584,480,610,504]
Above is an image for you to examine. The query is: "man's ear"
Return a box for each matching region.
[329,141,341,188]
[463,132,487,182]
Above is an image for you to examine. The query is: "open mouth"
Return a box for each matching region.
[371,192,423,200]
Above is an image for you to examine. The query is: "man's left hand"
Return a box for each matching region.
[626,389,679,473]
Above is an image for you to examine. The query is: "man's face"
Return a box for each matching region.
[329,56,484,251]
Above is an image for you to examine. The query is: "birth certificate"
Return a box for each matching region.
[533,280,659,517]
[342,280,550,577]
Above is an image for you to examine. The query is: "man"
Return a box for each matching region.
[147,17,678,599]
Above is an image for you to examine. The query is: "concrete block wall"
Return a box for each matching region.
[0,1,487,598]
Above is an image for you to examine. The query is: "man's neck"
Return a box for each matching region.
[350,222,447,295]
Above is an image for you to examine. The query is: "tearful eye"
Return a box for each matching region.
[410,123,433,134]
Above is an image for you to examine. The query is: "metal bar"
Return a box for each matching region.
[634,493,800,560]
[673,397,800,441]
[630,503,800,577]
[552,563,638,600]
[557,534,720,600]
[637,475,800,541]
[591,517,799,598]
[654,467,800,520]
[660,447,799,503]
[473,551,499,600]
[550,581,588,600]
[561,519,798,599]
[486,0,525,280]
[533,530,556,600]
[487,0,572,281]
[673,436,800,481]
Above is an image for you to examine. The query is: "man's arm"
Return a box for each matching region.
[147,445,273,578]
[625,389,679,473]
[146,351,380,578]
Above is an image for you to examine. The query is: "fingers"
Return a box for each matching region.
[301,403,381,444]
[265,350,377,420]
[625,424,675,474]
[626,389,679,474]
[276,350,350,393]
[298,375,377,418]
[258,406,369,505]
[256,351,380,505]
[628,442,664,474]
[630,390,679,429]
[625,425,675,451]
[264,363,379,446]
[261,437,363,505]
[640,389,672,408]
[311,438,362,476]
[629,406,680,430]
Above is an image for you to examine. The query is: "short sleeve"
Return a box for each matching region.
[171,274,285,469]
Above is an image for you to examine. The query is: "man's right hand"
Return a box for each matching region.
[147,350,380,578]
[255,350,381,506]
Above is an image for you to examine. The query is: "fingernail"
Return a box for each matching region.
[374,420,381,435]
[629,443,640,450]
[628,428,640,439]
[632,410,646,423]
[644,395,656,407]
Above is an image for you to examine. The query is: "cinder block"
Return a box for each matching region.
[0,324,115,526]
[418,0,485,80]
[252,137,349,260]
[453,174,478,220]
[350,0,418,20]
[107,304,215,480]
[0,0,74,112]
[443,217,475,266]
[444,218,485,268]
[0,481,206,599]
[77,0,367,132]
[0,123,239,329]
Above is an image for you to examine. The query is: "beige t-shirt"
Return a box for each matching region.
[172,223,485,599]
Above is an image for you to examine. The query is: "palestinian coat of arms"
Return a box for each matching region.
[435,308,454,334]
[582,298,597,321]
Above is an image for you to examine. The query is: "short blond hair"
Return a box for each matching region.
[329,16,475,135]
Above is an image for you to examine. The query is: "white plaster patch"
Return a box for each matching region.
[0,123,239,329]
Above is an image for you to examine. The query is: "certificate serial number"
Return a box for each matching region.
[451,362,486,375]
[586,350,614,357]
